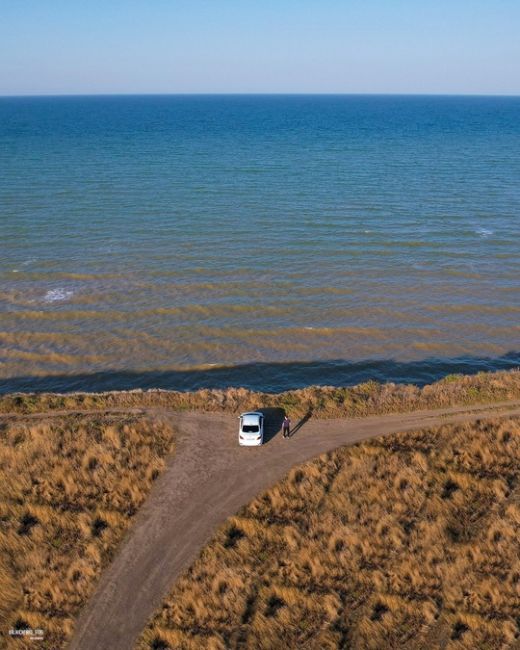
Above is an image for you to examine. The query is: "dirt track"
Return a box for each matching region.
[46,399,520,650]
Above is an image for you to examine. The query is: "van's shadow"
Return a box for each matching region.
[255,407,314,444]
[257,407,286,444]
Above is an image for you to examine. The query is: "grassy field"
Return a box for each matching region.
[1,369,519,648]
[1,368,520,420]
[0,413,175,649]
[137,416,520,650]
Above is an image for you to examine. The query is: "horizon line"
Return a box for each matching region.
[1,91,520,99]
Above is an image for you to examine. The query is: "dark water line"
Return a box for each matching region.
[1,353,519,395]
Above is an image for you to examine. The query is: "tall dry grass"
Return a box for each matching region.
[0,414,175,649]
[137,417,520,650]
[1,368,520,419]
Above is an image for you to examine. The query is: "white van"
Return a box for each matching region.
[238,412,264,446]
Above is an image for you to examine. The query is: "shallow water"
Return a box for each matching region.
[1,95,519,393]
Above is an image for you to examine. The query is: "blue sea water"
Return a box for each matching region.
[0,95,519,393]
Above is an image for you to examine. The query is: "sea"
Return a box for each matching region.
[0,95,519,394]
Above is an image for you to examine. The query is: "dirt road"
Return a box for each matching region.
[60,399,520,650]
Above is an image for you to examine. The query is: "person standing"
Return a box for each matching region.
[282,415,291,439]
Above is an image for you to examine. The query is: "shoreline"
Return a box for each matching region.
[2,353,519,396]
[2,367,520,419]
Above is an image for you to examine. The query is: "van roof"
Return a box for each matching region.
[241,412,262,425]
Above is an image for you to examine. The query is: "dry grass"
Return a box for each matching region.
[1,368,520,420]
[0,413,175,649]
[137,416,520,650]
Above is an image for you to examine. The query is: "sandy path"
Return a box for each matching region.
[17,399,518,650]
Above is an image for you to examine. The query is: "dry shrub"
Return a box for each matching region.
[136,417,520,649]
[2,369,520,419]
[0,414,174,649]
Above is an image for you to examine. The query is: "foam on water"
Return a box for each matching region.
[43,288,74,303]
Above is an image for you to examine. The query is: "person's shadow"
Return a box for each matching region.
[289,408,313,437]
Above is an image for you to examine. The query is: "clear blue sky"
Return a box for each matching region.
[1,0,519,95]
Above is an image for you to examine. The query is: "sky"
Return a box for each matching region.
[1,0,519,96]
